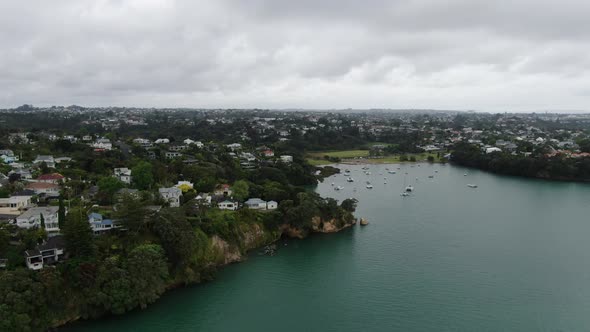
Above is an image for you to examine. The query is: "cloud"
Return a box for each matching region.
[0,0,589,111]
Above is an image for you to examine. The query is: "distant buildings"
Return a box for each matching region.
[16,206,60,233]
[159,187,182,207]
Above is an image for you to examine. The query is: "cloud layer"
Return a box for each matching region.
[1,0,590,111]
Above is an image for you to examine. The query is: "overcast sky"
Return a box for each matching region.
[2,0,590,112]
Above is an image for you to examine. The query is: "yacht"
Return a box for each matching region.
[405,185,414,192]
[366,184,373,189]
[347,177,354,182]
[428,175,434,178]
[388,170,396,174]
[334,186,344,191]
[467,184,478,188]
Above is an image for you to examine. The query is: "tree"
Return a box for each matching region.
[58,195,66,229]
[0,269,51,331]
[232,180,249,201]
[63,207,95,258]
[39,161,50,174]
[97,177,124,204]
[113,194,148,235]
[40,213,45,229]
[131,161,154,190]
[152,209,197,267]
[340,198,358,213]
[427,155,435,163]
[127,244,169,309]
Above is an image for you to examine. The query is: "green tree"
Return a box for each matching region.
[131,161,154,190]
[152,209,197,267]
[0,269,51,331]
[63,207,95,258]
[232,180,249,201]
[127,244,169,309]
[113,194,148,235]
[340,198,358,213]
[40,213,45,229]
[58,195,66,229]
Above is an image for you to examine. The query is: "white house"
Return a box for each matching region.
[280,155,293,163]
[267,201,278,210]
[159,187,182,208]
[155,138,170,144]
[92,138,113,151]
[114,167,132,184]
[244,198,267,210]
[16,206,60,233]
[88,213,116,234]
[485,147,502,154]
[184,139,204,148]
[33,155,55,168]
[165,151,183,159]
[25,236,65,270]
[24,182,59,196]
[218,200,238,210]
[227,143,242,151]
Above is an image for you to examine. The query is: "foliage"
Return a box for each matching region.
[63,207,96,258]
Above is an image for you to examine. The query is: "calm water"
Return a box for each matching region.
[66,164,590,331]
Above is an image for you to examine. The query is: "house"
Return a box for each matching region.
[267,200,278,210]
[195,193,212,205]
[82,135,93,141]
[159,187,182,208]
[92,138,113,151]
[16,206,60,233]
[227,143,242,151]
[165,151,183,159]
[0,196,33,219]
[133,138,152,148]
[55,157,73,164]
[262,149,274,157]
[33,155,55,168]
[88,213,116,234]
[25,235,65,270]
[114,167,132,184]
[169,145,188,152]
[485,147,502,154]
[36,173,65,184]
[25,182,60,196]
[184,139,204,148]
[155,138,170,144]
[214,184,232,197]
[280,155,293,163]
[244,198,267,210]
[0,150,18,164]
[218,200,238,210]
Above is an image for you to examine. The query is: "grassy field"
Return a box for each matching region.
[307,150,444,165]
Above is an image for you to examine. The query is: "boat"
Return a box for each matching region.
[366,172,371,175]
[467,184,478,188]
[428,175,434,178]
[464,173,468,176]
[347,177,354,182]
[400,192,410,197]
[360,218,369,226]
[334,185,344,191]
[388,170,396,174]
[405,185,414,192]
[366,183,373,189]
[435,170,439,173]
[331,182,335,186]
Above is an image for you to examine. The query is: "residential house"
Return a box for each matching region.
[244,198,267,210]
[184,139,204,148]
[267,200,278,210]
[165,151,183,159]
[280,155,293,163]
[227,143,242,151]
[159,187,182,208]
[16,206,60,233]
[218,200,238,210]
[195,193,212,205]
[155,138,170,144]
[25,236,65,270]
[55,157,73,164]
[214,184,232,197]
[485,147,502,154]
[0,196,33,220]
[25,182,60,196]
[88,213,116,234]
[33,155,55,168]
[114,167,132,184]
[175,181,194,192]
[36,173,65,184]
[262,149,274,157]
[92,138,113,151]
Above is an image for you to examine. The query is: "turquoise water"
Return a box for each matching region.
[65,164,590,331]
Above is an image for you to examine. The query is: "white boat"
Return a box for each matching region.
[464,173,468,176]
[405,185,414,192]
[400,192,410,197]
[347,177,354,182]
[366,184,373,189]
[334,186,344,191]
[467,184,478,188]
[388,170,396,174]
[366,172,371,175]
[331,182,335,186]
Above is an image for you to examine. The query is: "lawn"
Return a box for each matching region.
[307,150,444,165]
[308,150,370,159]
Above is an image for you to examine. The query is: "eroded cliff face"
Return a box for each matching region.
[211,215,356,265]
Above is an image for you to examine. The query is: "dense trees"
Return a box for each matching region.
[63,207,95,258]
[451,142,590,181]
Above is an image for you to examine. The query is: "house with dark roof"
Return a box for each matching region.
[36,173,65,184]
[25,236,65,270]
[88,213,116,234]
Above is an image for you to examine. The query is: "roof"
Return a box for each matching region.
[17,206,59,219]
[38,235,65,251]
[37,173,64,181]
[219,200,236,204]
[34,155,54,162]
[245,198,266,205]
[88,212,102,220]
[25,182,59,190]
[159,187,182,194]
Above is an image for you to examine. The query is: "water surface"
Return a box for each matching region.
[66,164,590,331]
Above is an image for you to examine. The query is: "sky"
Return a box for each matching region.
[1,0,590,112]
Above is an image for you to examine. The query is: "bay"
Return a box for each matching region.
[65,163,590,331]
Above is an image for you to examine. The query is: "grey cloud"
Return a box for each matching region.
[0,0,589,111]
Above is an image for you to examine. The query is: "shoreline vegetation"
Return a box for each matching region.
[307,150,446,166]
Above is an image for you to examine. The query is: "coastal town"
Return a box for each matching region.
[1,106,590,330]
